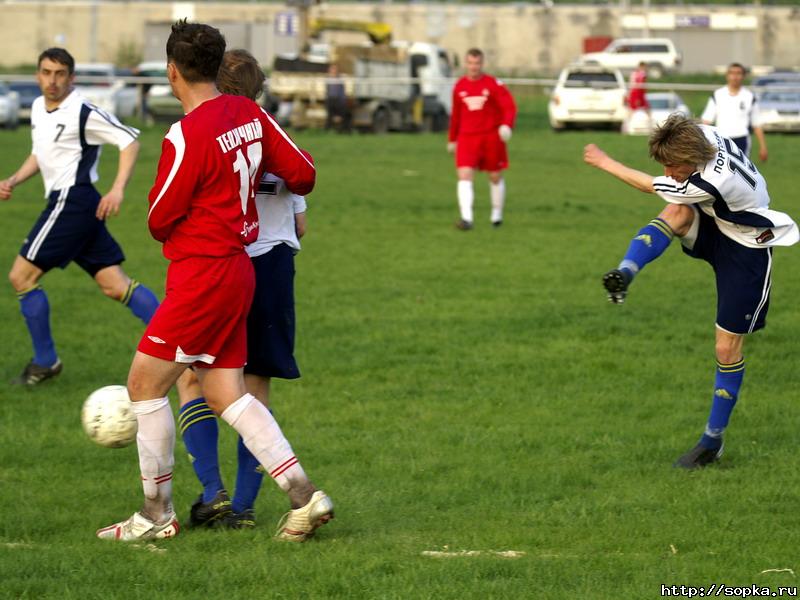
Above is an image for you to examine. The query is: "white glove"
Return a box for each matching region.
[498,124,512,142]
[447,141,456,153]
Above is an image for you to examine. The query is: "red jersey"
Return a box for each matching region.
[148,95,315,261]
[627,68,648,109]
[448,74,517,141]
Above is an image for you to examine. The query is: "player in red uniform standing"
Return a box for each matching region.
[447,48,517,229]
[627,61,650,114]
[97,21,333,542]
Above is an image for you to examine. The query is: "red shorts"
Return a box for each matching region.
[628,90,649,110]
[138,252,255,369]
[455,132,508,172]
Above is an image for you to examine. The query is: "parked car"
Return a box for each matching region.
[624,92,691,135]
[74,63,138,118]
[135,61,182,122]
[0,82,20,129]
[580,38,681,78]
[7,81,38,122]
[756,84,800,133]
[548,64,627,131]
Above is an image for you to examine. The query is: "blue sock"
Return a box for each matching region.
[700,359,745,450]
[178,398,225,503]
[618,218,674,280]
[232,435,265,513]
[18,285,58,367]
[122,279,159,325]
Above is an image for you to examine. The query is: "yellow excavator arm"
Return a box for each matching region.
[309,18,393,45]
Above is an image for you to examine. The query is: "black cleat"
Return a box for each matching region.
[673,443,724,470]
[455,219,473,231]
[221,508,256,530]
[492,220,503,228]
[11,359,63,385]
[602,269,631,305]
[189,489,232,527]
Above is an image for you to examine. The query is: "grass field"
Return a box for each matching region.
[1,98,799,599]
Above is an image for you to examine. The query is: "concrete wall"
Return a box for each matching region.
[2,2,800,74]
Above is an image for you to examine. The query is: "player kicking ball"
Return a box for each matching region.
[447,48,516,230]
[584,115,798,469]
[96,21,332,542]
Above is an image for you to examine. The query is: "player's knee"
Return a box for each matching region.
[8,267,34,292]
[715,338,743,364]
[659,204,694,237]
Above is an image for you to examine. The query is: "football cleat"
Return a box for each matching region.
[454,219,473,231]
[275,490,334,542]
[221,508,256,530]
[602,269,631,305]
[96,511,180,541]
[492,220,503,228]
[11,359,62,386]
[673,443,724,470]
[189,489,232,527]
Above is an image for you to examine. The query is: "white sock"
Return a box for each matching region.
[490,178,505,223]
[457,180,474,223]
[132,397,175,515]
[221,393,308,492]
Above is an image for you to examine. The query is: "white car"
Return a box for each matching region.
[624,92,691,135]
[0,82,20,129]
[580,38,682,79]
[755,80,800,133]
[74,63,138,118]
[548,65,627,131]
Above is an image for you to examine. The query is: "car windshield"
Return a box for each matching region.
[565,72,618,88]
[761,91,800,103]
[648,97,676,109]
[75,69,112,86]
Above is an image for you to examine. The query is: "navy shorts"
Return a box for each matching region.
[244,243,300,379]
[20,184,125,276]
[682,208,772,334]
[730,135,750,157]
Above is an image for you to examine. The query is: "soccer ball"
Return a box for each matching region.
[81,385,138,448]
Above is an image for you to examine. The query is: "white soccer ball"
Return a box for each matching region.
[81,385,138,448]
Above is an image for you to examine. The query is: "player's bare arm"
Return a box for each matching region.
[753,126,768,162]
[0,155,41,200]
[583,144,655,193]
[96,140,140,220]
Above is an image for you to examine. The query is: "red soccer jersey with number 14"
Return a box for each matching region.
[148,94,315,261]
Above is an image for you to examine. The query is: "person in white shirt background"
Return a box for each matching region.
[701,62,768,162]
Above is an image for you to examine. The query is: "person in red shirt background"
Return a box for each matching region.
[447,48,517,229]
[628,61,650,115]
[97,20,332,542]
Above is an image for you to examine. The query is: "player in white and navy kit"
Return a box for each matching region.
[0,48,159,385]
[584,115,797,469]
[172,49,315,531]
[701,63,768,162]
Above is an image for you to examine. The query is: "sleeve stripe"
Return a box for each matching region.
[260,107,315,171]
[89,106,139,139]
[148,122,186,220]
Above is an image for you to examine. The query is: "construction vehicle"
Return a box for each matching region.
[270,17,452,132]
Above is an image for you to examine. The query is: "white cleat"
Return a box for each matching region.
[96,512,180,541]
[275,490,334,542]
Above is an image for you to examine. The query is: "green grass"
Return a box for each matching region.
[1,98,800,599]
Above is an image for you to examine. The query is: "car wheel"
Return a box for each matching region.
[371,107,390,134]
[647,63,664,79]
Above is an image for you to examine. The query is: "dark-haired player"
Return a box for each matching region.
[96,21,331,542]
[0,47,159,385]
